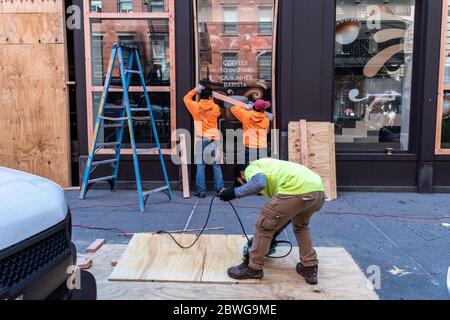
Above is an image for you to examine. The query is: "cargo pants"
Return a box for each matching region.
[249,191,325,271]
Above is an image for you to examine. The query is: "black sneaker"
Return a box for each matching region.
[227,261,264,280]
[296,263,318,285]
[194,191,206,199]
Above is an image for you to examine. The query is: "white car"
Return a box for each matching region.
[0,167,96,300]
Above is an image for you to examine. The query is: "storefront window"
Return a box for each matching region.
[90,19,170,87]
[89,0,169,13]
[195,0,276,106]
[437,1,450,152]
[93,92,171,149]
[334,0,415,151]
[84,0,175,153]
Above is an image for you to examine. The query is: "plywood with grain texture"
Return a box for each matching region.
[92,242,378,300]
[0,0,63,13]
[110,234,257,284]
[0,13,64,44]
[288,122,337,201]
[0,3,70,186]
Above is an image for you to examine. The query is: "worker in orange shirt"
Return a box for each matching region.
[183,84,224,198]
[231,99,273,164]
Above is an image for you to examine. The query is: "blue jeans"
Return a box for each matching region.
[195,139,224,194]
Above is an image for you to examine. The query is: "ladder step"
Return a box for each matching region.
[130,108,150,112]
[124,69,142,75]
[88,176,116,184]
[104,124,124,128]
[92,159,118,166]
[100,116,129,121]
[97,142,120,148]
[104,104,125,110]
[136,148,160,154]
[142,186,169,197]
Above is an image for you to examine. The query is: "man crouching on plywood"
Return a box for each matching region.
[218,158,325,285]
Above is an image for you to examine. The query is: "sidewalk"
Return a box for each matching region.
[66,190,450,300]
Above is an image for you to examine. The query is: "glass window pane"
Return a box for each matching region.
[90,19,170,87]
[441,92,450,149]
[334,0,415,151]
[92,91,171,149]
[89,0,169,13]
[196,0,276,105]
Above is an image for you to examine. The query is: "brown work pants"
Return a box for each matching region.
[249,191,325,271]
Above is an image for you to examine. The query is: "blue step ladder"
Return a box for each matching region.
[79,43,173,212]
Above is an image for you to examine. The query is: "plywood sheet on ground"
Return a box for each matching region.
[289,121,337,200]
[92,242,378,300]
[110,234,258,284]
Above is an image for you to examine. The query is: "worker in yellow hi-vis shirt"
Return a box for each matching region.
[219,158,325,285]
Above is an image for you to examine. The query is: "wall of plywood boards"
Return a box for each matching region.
[0,0,71,186]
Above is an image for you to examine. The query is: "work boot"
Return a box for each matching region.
[227,261,264,280]
[296,263,318,285]
[194,191,206,199]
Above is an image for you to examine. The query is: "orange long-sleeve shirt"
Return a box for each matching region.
[231,105,270,148]
[183,89,221,140]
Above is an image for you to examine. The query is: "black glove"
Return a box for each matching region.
[219,187,237,202]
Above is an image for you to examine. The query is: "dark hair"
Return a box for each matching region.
[199,87,213,100]
[234,164,249,187]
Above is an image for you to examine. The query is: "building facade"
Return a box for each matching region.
[67,0,450,192]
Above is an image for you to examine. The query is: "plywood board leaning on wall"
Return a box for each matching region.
[288,121,337,201]
[0,0,71,186]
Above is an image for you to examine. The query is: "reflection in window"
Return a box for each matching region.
[91,0,102,12]
[439,4,450,149]
[258,6,273,34]
[90,0,169,13]
[196,0,275,104]
[258,52,272,80]
[90,19,170,87]
[93,92,171,149]
[334,0,415,151]
[147,0,165,12]
[222,52,238,81]
[223,6,238,35]
[118,0,133,12]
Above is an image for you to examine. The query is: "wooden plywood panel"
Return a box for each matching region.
[110,234,258,284]
[110,234,208,283]
[0,0,63,13]
[0,13,64,44]
[92,243,378,300]
[201,235,259,284]
[0,4,70,186]
[0,45,66,86]
[0,84,70,186]
[289,121,337,201]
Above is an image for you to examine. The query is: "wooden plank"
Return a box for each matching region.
[86,239,106,254]
[288,122,337,201]
[299,120,309,166]
[179,133,190,199]
[0,13,64,44]
[212,91,244,107]
[0,0,63,13]
[92,243,378,300]
[110,234,259,284]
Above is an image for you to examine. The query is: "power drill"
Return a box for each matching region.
[242,222,290,261]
